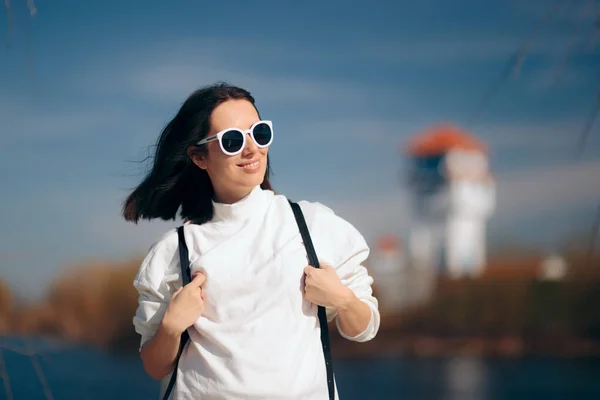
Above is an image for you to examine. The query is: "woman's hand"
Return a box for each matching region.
[303,263,353,310]
[161,272,206,336]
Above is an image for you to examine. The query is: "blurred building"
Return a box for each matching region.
[404,124,495,278]
[539,253,568,281]
[370,234,406,312]
[370,234,435,313]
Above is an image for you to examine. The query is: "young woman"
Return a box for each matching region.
[125,83,380,399]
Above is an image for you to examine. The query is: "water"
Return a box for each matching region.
[1,336,599,399]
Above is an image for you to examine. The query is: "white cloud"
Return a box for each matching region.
[0,93,150,144]
[287,118,412,144]
[476,120,589,150]
[281,114,590,156]
[495,159,600,219]
[1,109,121,140]
[323,159,600,243]
[78,159,600,253]
[62,37,376,109]
[525,64,586,91]
[86,215,179,257]
[329,190,413,243]
[359,31,579,65]
[17,184,179,260]
[288,117,591,154]
[130,62,367,107]
[366,37,522,63]
[69,31,584,112]
[6,147,596,301]
[514,0,597,25]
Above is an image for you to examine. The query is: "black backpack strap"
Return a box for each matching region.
[288,200,336,400]
[162,226,192,400]
[164,210,336,399]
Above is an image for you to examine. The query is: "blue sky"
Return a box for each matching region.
[1,0,599,300]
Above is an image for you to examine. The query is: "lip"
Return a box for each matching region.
[237,159,260,167]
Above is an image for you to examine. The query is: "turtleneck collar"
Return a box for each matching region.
[212,185,266,222]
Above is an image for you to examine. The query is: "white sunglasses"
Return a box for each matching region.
[196,120,274,156]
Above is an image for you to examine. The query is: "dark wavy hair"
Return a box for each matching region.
[122,82,273,224]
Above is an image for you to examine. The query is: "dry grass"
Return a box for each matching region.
[0,249,598,357]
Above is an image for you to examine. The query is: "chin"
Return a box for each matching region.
[230,161,267,188]
[248,174,266,187]
[237,172,265,188]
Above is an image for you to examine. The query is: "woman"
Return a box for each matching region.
[125,83,380,399]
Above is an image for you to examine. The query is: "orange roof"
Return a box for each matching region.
[405,123,487,156]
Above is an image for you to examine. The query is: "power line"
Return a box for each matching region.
[588,200,600,263]
[467,0,600,261]
[576,91,600,156]
[552,0,595,85]
[23,0,37,91]
[26,0,36,17]
[468,0,567,127]
[577,1,600,262]
[4,0,13,50]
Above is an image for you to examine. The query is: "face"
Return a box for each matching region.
[191,99,269,204]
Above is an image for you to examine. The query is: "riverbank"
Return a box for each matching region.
[0,250,599,358]
[331,251,600,359]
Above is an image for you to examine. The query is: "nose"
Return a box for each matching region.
[241,132,258,155]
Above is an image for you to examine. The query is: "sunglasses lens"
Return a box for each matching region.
[252,122,272,146]
[221,130,244,153]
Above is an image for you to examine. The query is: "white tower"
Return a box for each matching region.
[405,124,495,278]
[370,235,407,312]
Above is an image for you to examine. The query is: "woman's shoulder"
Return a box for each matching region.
[270,192,334,217]
[271,193,368,249]
[271,194,346,225]
[146,227,180,258]
[133,227,180,288]
[274,194,370,266]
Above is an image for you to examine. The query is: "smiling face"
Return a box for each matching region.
[191,99,269,204]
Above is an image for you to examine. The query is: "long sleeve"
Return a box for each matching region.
[300,201,381,343]
[132,229,181,350]
[334,260,379,343]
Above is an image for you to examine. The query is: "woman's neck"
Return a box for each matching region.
[213,186,255,205]
[211,185,267,223]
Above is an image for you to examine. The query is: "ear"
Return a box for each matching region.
[187,146,208,170]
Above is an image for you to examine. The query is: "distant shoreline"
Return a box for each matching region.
[1,250,599,360]
[3,332,600,360]
[330,331,600,359]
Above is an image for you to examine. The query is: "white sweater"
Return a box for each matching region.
[133,186,380,399]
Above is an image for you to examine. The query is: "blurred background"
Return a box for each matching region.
[2,0,600,398]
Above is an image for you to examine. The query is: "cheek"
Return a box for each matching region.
[261,148,269,160]
[260,150,269,170]
[205,149,234,173]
